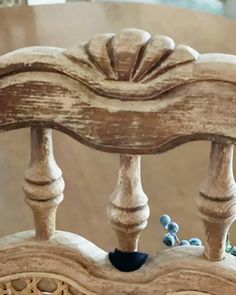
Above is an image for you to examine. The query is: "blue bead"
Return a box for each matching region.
[230,247,236,256]
[189,238,202,246]
[167,222,179,234]
[163,233,175,247]
[160,215,171,228]
[179,240,190,246]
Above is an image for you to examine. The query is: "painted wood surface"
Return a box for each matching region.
[1,28,236,294]
[1,29,236,153]
[0,231,236,294]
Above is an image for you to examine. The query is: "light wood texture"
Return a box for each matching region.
[1,3,236,294]
[24,127,64,240]
[1,25,236,293]
[108,155,149,251]
[1,231,236,295]
[1,29,236,153]
[199,143,236,260]
[0,2,236,255]
[168,293,211,295]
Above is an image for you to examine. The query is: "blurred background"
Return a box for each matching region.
[1,0,236,19]
[0,0,236,256]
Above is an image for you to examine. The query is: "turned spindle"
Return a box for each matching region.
[23,127,64,240]
[108,155,150,252]
[198,142,236,260]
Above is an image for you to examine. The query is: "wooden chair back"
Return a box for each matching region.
[0,28,236,294]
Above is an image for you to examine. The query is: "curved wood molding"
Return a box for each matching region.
[0,231,236,295]
[168,292,211,295]
[1,28,236,153]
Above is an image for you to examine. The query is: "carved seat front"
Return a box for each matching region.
[0,28,236,295]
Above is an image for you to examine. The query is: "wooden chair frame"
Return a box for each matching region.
[0,28,236,294]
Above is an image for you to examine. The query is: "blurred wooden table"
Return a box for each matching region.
[0,2,236,254]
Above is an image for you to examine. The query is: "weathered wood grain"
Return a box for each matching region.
[108,155,150,251]
[1,29,236,153]
[1,231,236,295]
[199,143,236,261]
[24,127,64,240]
[1,28,236,294]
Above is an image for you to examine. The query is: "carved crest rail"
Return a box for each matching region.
[1,28,236,294]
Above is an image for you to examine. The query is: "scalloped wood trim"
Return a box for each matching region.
[0,231,236,295]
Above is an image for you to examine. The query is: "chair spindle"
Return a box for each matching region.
[23,127,64,240]
[108,155,150,252]
[199,142,236,260]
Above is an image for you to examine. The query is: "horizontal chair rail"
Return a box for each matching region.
[0,29,236,154]
[0,76,236,154]
[1,231,236,295]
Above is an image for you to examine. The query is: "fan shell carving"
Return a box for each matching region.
[65,28,199,83]
[3,28,228,102]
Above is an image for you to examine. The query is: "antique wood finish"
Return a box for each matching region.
[199,143,236,261]
[108,155,149,251]
[23,127,64,240]
[1,28,236,294]
[1,29,236,154]
[0,231,236,295]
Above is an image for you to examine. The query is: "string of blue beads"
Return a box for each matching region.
[160,214,202,247]
[160,215,236,256]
